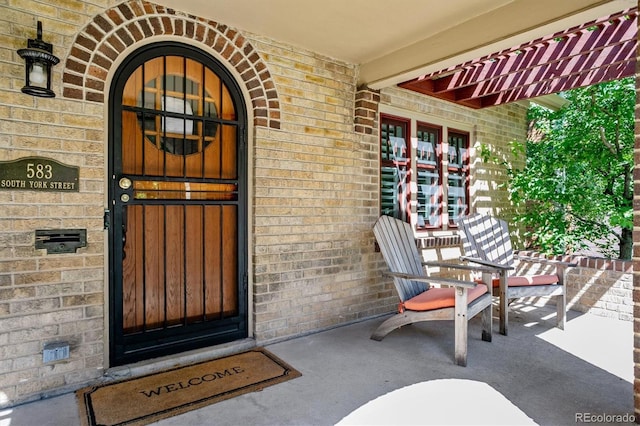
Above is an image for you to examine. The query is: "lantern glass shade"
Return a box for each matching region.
[17,21,59,98]
[29,62,47,87]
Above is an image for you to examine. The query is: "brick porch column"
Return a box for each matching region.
[354,85,380,135]
[634,3,640,418]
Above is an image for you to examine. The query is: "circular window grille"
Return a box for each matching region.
[137,74,218,156]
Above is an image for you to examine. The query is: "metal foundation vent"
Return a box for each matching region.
[43,342,70,363]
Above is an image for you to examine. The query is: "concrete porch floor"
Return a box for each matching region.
[2,303,633,426]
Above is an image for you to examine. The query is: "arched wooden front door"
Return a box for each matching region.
[108,43,248,366]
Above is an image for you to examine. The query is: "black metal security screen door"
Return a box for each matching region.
[108,43,248,366]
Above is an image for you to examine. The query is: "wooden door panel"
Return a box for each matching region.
[165,205,185,326]
[221,125,237,179]
[121,111,143,176]
[122,65,142,107]
[143,205,165,330]
[185,205,204,323]
[202,132,222,179]
[221,84,236,120]
[203,206,222,318]
[122,205,143,332]
[121,204,239,329]
[222,205,238,316]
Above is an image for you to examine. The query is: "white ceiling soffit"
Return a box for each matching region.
[154,0,514,63]
[154,0,635,89]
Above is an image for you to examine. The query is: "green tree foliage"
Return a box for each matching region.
[484,77,635,259]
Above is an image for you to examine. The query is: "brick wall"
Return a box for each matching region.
[0,1,113,405]
[564,256,632,321]
[516,252,633,321]
[0,0,529,407]
[247,37,379,340]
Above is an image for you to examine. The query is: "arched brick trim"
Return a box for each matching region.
[62,0,280,129]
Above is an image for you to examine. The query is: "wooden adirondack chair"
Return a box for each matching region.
[372,215,493,366]
[457,213,573,335]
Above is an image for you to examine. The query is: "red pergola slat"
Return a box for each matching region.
[399,8,638,108]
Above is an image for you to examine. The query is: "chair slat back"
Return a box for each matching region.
[373,215,429,302]
[458,213,514,267]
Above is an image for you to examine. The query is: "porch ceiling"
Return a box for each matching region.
[154,0,636,107]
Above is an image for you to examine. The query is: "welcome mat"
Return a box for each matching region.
[76,348,301,426]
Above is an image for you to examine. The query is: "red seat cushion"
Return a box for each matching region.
[489,274,559,287]
[403,284,488,311]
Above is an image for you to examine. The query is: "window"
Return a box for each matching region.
[447,131,469,225]
[416,124,442,228]
[379,114,469,229]
[380,116,410,221]
[134,58,222,156]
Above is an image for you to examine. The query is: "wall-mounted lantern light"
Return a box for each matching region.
[17,21,60,98]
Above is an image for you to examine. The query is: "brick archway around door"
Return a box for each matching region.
[62,0,280,129]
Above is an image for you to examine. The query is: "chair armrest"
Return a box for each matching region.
[514,254,577,267]
[422,260,502,274]
[385,271,477,289]
[459,256,514,271]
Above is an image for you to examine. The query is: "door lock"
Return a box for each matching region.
[119,177,132,189]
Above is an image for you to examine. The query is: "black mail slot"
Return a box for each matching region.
[35,229,87,254]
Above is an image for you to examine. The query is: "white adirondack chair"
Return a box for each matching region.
[458,213,574,335]
[372,215,494,366]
